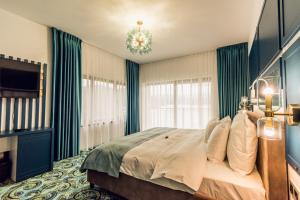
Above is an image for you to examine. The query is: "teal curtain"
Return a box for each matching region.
[217,43,249,119]
[51,28,82,161]
[125,60,140,135]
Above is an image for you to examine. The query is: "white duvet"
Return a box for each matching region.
[120,129,207,192]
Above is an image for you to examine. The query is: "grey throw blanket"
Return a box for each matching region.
[80,127,175,177]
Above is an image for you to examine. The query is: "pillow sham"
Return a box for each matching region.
[207,119,231,162]
[227,111,258,175]
[220,116,231,123]
[204,116,231,143]
[204,118,220,143]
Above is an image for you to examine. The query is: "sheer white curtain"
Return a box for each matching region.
[81,43,126,150]
[140,51,218,130]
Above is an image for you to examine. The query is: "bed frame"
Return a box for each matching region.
[87,122,288,200]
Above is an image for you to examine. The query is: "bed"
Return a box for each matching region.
[81,120,288,200]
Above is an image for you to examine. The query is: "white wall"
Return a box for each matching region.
[0,8,52,151]
[248,0,265,53]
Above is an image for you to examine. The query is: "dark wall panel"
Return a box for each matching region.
[283,38,300,175]
[280,0,300,46]
[258,0,281,71]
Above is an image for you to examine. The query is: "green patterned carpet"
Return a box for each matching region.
[0,152,125,200]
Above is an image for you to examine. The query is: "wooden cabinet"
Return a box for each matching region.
[280,0,300,46]
[249,29,260,84]
[16,129,53,181]
[0,128,53,182]
[258,0,281,72]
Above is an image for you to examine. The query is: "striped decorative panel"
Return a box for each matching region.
[0,55,48,132]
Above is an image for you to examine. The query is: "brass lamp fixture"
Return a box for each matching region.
[277,104,300,126]
[239,96,253,111]
[257,87,282,140]
[257,85,300,140]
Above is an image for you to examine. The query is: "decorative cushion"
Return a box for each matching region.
[220,116,231,123]
[227,111,258,175]
[207,119,231,162]
[204,116,231,143]
[204,118,220,143]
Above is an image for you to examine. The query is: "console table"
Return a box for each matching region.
[0,128,53,182]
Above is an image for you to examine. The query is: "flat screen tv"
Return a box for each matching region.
[0,58,40,98]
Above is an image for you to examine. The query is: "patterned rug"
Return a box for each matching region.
[0,151,125,200]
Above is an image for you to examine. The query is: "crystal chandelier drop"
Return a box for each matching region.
[126,20,152,55]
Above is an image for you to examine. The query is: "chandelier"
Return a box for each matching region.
[126,20,152,55]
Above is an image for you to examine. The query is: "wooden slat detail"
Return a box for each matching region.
[41,64,47,128]
[35,97,40,128]
[13,98,19,130]
[5,98,11,131]
[21,98,26,129]
[0,98,2,130]
[28,98,33,129]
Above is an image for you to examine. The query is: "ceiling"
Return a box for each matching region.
[0,0,255,64]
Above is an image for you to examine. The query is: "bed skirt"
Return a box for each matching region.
[87,170,212,200]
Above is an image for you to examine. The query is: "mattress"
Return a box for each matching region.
[198,161,266,200]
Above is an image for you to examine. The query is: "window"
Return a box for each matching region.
[142,78,212,130]
[81,76,126,149]
[146,82,175,128]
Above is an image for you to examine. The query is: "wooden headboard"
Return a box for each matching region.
[256,121,288,200]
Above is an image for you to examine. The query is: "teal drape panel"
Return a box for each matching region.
[217,43,249,119]
[51,28,82,161]
[125,60,140,135]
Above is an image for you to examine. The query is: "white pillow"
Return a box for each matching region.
[204,116,230,143]
[220,116,231,123]
[227,111,258,175]
[207,119,231,162]
[204,118,220,143]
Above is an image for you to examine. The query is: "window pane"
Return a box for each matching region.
[144,82,174,129]
[176,81,200,129]
[81,77,126,146]
[143,78,212,130]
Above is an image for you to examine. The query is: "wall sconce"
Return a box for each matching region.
[257,87,282,140]
[249,78,269,104]
[277,104,300,126]
[256,85,300,140]
[239,96,252,111]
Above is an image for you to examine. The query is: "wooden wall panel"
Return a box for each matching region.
[257,121,288,200]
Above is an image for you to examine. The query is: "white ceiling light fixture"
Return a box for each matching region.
[126,20,152,55]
